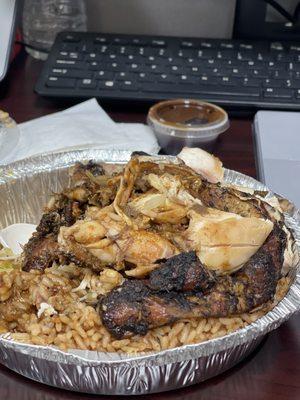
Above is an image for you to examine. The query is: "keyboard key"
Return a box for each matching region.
[270,42,285,51]
[96,70,115,80]
[109,62,127,71]
[89,61,101,70]
[239,43,254,50]
[138,72,156,82]
[220,42,235,49]
[114,71,135,80]
[236,51,253,61]
[263,79,285,88]
[55,60,86,69]
[197,50,216,59]
[58,51,83,60]
[98,80,119,90]
[289,44,300,52]
[142,83,260,97]
[227,67,248,77]
[199,76,219,85]
[177,49,196,58]
[131,38,148,46]
[46,77,76,88]
[244,60,266,69]
[51,68,92,79]
[62,34,80,43]
[285,79,300,89]
[85,53,98,61]
[263,77,300,89]
[78,78,97,89]
[142,83,189,93]
[119,80,139,91]
[94,36,108,44]
[193,85,261,97]
[145,56,169,65]
[276,53,293,62]
[145,64,166,73]
[218,76,242,86]
[180,40,197,49]
[263,88,293,99]
[273,70,292,79]
[126,63,141,71]
[216,50,235,60]
[289,63,300,72]
[151,39,166,47]
[125,55,145,64]
[157,73,179,83]
[251,69,269,79]
[97,45,109,54]
[168,65,186,74]
[60,43,78,52]
[256,53,274,61]
[200,41,216,48]
[113,37,129,45]
[242,78,262,87]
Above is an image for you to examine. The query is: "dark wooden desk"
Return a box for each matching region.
[0,51,299,400]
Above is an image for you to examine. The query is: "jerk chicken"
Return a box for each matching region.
[20,148,294,339]
[101,226,285,338]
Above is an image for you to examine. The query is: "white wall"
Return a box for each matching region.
[86,0,237,38]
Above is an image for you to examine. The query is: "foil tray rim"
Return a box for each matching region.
[0,147,299,368]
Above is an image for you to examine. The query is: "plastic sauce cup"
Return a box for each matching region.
[147,99,229,155]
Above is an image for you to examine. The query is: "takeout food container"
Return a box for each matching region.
[0,149,299,395]
[147,99,229,154]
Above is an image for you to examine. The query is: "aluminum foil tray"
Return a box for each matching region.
[0,148,299,395]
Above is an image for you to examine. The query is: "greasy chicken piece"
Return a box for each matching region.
[178,147,224,183]
[70,160,105,185]
[59,210,178,269]
[22,235,59,272]
[149,251,216,292]
[101,279,192,338]
[58,239,110,271]
[197,180,268,219]
[22,197,85,272]
[185,207,274,274]
[127,157,200,195]
[189,224,286,316]
[46,196,84,227]
[116,229,177,265]
[65,161,119,207]
[131,155,267,221]
[101,224,286,338]
[127,191,188,224]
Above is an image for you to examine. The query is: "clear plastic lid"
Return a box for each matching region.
[147,99,229,138]
[0,110,20,164]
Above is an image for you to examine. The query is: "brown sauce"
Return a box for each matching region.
[149,99,226,129]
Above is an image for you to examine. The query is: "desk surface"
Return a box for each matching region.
[0,51,299,400]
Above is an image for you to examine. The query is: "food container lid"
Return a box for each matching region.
[147,99,229,139]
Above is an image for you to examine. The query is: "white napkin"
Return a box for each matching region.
[2,99,159,164]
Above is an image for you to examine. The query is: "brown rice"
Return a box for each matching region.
[0,263,291,354]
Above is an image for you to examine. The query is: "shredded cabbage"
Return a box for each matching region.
[0,248,19,272]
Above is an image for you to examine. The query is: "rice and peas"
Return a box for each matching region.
[0,251,291,353]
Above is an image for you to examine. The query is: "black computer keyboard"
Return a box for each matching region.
[35,31,300,110]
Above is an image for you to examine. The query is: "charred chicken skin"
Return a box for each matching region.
[101,226,285,339]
